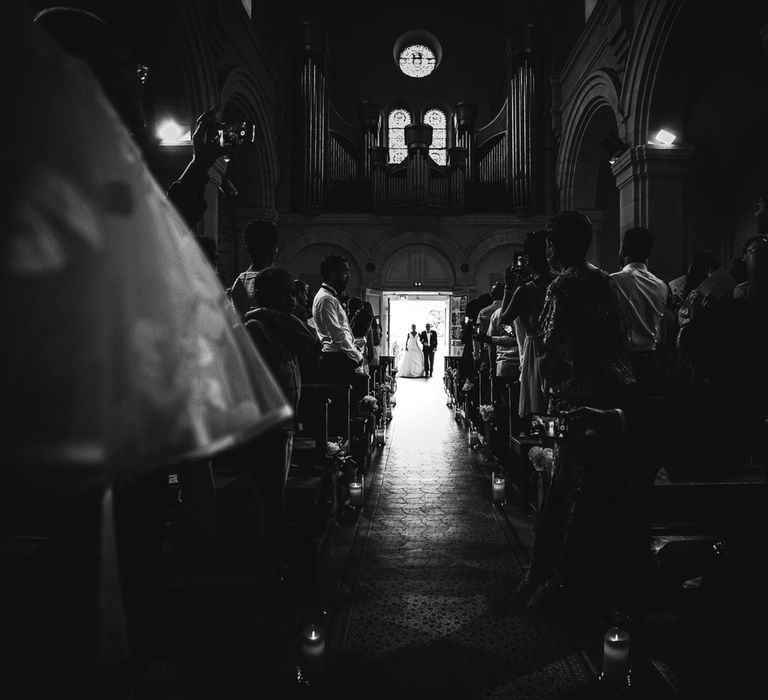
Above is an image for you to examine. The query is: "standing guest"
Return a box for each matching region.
[312,255,364,385]
[499,230,555,420]
[519,210,636,614]
[733,235,768,308]
[350,301,375,376]
[293,279,310,322]
[474,282,505,370]
[244,268,318,554]
[229,219,279,317]
[610,227,669,394]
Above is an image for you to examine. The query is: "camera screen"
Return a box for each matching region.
[529,413,568,439]
[218,122,255,148]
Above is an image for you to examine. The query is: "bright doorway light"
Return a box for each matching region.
[650,129,677,146]
[157,119,191,145]
[386,293,451,369]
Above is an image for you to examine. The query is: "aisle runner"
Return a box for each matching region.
[325,378,595,698]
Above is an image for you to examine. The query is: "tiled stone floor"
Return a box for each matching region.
[317,375,597,699]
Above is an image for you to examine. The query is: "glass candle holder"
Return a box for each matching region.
[468,429,479,447]
[600,626,631,688]
[492,471,506,503]
[375,427,385,445]
[349,478,364,507]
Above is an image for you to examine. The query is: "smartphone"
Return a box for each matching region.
[217,121,256,148]
[529,413,568,439]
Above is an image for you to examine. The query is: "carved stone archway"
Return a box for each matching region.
[381,245,455,289]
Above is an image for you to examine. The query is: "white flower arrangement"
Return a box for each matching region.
[358,395,378,413]
[461,380,475,393]
[478,404,495,422]
[527,446,554,472]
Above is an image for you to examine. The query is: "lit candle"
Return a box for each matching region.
[300,624,326,677]
[601,626,630,685]
[547,420,555,437]
[469,430,479,447]
[492,474,505,503]
[349,480,364,507]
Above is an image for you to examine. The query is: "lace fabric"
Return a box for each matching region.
[1,12,292,488]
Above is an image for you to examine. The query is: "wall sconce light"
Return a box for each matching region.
[157,119,191,146]
[650,129,677,146]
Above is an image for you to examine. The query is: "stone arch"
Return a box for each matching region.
[372,230,463,272]
[380,245,455,289]
[275,228,371,272]
[465,228,542,271]
[556,69,623,207]
[620,0,685,144]
[287,243,364,300]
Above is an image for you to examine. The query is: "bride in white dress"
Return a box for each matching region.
[398,324,425,378]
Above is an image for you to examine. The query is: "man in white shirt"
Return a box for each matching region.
[311,254,364,385]
[611,227,669,393]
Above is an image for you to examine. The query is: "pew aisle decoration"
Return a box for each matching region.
[528,446,554,515]
[358,395,379,414]
[325,438,358,517]
[478,404,495,422]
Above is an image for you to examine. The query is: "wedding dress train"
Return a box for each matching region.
[397,331,424,378]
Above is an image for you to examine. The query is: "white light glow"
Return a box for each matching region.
[157,120,191,145]
[651,129,677,146]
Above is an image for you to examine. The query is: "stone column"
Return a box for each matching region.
[611,144,695,282]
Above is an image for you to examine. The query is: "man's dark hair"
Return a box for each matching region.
[490,281,505,300]
[320,254,348,280]
[622,226,654,261]
[523,230,548,267]
[546,210,593,260]
[243,220,278,265]
[253,267,292,308]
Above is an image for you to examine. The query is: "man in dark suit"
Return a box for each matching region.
[420,323,438,377]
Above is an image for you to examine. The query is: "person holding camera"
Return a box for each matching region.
[516,211,636,617]
[496,230,555,420]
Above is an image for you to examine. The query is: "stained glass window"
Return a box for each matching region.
[425,108,447,165]
[388,108,412,164]
[398,44,436,78]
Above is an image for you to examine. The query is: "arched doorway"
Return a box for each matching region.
[375,245,457,369]
[381,244,455,289]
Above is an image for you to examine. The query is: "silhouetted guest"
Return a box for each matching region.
[312,255,364,385]
[519,210,636,613]
[674,250,721,329]
[350,301,375,376]
[499,230,556,419]
[474,282,505,371]
[293,279,310,322]
[733,235,768,308]
[610,227,669,394]
[229,219,279,317]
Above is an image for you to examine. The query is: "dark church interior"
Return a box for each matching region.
[2,0,768,697]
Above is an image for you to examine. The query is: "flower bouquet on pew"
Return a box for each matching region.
[478,404,495,422]
[358,394,379,414]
